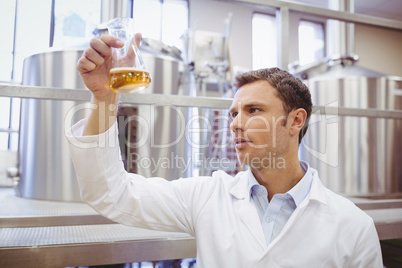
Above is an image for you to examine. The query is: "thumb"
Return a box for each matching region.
[125,33,142,64]
[135,33,142,48]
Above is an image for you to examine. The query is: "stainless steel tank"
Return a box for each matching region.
[18,49,88,201]
[18,42,189,202]
[297,57,402,196]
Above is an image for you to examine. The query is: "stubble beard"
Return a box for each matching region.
[236,148,287,170]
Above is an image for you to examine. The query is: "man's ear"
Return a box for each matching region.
[289,108,307,137]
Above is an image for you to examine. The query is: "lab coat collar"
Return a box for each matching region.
[229,169,253,200]
[305,167,327,205]
[229,164,327,205]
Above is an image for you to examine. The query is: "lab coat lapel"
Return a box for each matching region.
[264,170,328,251]
[230,171,267,249]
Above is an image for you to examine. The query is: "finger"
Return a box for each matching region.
[125,33,142,64]
[99,34,125,50]
[76,35,124,74]
[90,37,113,58]
[135,33,142,48]
[84,47,105,66]
[77,52,97,73]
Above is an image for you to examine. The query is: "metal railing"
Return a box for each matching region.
[1,84,402,120]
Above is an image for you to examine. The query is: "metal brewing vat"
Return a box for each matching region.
[18,44,189,202]
[298,59,402,196]
[18,49,87,201]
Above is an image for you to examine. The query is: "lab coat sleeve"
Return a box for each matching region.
[66,119,210,235]
[347,218,383,268]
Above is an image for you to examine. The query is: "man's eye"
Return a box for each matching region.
[230,112,238,119]
[250,108,260,113]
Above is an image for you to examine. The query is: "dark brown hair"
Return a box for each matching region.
[233,68,312,144]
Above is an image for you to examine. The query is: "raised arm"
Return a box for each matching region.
[76,33,141,135]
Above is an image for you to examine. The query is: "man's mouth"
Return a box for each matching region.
[234,138,251,147]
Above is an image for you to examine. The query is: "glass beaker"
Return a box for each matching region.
[107,17,151,93]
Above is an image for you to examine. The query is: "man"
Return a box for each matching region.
[67,34,383,267]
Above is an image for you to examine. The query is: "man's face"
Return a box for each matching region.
[229,80,291,169]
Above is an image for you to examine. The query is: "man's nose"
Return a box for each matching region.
[230,113,243,133]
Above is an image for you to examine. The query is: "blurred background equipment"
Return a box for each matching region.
[293,55,402,196]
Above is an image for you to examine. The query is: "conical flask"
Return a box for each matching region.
[107,17,151,93]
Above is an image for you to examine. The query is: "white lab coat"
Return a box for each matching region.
[67,119,383,267]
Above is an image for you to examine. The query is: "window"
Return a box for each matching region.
[0,0,16,82]
[0,0,52,150]
[252,13,277,70]
[52,0,101,48]
[1,0,101,151]
[0,98,19,150]
[133,0,188,52]
[133,0,162,41]
[13,0,52,82]
[161,0,188,50]
[298,20,325,65]
[0,1,18,150]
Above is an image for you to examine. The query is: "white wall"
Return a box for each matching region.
[355,24,402,77]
